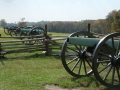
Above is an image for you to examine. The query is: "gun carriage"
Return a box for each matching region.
[4,26,18,36]
[61,30,120,88]
[4,26,44,36]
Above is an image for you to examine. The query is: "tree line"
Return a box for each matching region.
[46,9,120,34]
[1,9,120,34]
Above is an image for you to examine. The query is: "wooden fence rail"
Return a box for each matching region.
[0,33,67,58]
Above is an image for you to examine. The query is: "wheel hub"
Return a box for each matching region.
[78,51,85,59]
[112,56,120,67]
[78,50,91,59]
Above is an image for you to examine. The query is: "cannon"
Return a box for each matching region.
[4,26,18,36]
[61,30,120,88]
[15,27,44,36]
[17,26,45,36]
[15,27,45,44]
[18,27,33,36]
[4,26,32,36]
[28,27,44,36]
[4,26,45,36]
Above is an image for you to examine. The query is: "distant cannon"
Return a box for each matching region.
[28,27,45,36]
[4,26,18,36]
[4,26,45,36]
[18,26,33,36]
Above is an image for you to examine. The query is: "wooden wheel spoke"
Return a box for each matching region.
[85,58,92,69]
[74,45,81,51]
[116,67,120,82]
[103,65,112,81]
[67,46,79,53]
[111,66,115,84]
[83,59,87,74]
[78,59,82,75]
[67,56,79,65]
[78,45,84,51]
[98,63,111,73]
[71,59,80,71]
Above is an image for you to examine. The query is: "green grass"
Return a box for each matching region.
[0,56,106,90]
[0,27,6,35]
[0,28,119,90]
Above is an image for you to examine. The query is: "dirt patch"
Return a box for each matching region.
[45,84,120,90]
[45,85,84,90]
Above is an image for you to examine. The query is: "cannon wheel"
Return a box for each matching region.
[4,26,19,36]
[28,27,45,35]
[4,27,11,35]
[28,27,45,44]
[93,32,120,88]
[14,28,21,36]
[61,31,96,77]
[10,30,16,36]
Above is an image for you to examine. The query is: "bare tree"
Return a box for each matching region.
[18,18,27,28]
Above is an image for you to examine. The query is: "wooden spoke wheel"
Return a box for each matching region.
[9,26,19,36]
[28,27,45,44]
[61,31,96,78]
[4,27,11,35]
[28,27,45,35]
[10,30,16,36]
[93,32,120,88]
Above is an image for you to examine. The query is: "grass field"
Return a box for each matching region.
[0,28,118,90]
[0,55,107,90]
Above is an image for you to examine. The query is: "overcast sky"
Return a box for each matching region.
[0,0,120,23]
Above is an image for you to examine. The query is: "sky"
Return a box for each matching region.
[0,0,120,23]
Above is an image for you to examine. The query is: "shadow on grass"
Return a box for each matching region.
[71,76,120,90]
[0,54,46,65]
[1,54,61,60]
[1,53,45,60]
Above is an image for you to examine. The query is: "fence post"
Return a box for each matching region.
[88,23,90,33]
[0,34,4,58]
[0,34,1,58]
[45,24,47,35]
[44,24,52,56]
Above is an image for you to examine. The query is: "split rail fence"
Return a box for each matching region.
[0,26,67,58]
